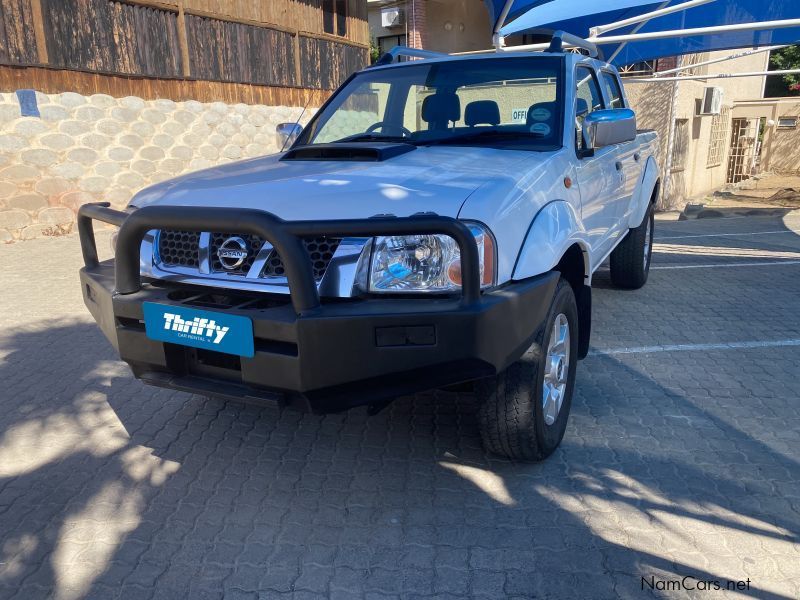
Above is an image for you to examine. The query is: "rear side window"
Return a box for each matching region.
[601,71,625,108]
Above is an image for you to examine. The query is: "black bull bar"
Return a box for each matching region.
[77,202,482,311]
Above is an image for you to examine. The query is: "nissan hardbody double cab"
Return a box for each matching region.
[78,36,660,461]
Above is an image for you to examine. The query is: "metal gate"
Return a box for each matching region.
[726,117,764,184]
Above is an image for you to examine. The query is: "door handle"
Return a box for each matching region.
[615,161,623,171]
[634,152,641,162]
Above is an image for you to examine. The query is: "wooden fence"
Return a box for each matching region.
[0,0,368,104]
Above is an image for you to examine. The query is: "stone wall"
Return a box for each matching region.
[0,91,310,242]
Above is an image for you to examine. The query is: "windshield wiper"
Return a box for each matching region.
[334,133,418,145]
[422,130,544,146]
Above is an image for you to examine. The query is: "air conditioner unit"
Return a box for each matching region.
[699,87,723,115]
[381,7,405,28]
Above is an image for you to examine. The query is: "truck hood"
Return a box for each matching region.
[130,146,540,221]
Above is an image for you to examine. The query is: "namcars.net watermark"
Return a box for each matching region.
[642,575,752,593]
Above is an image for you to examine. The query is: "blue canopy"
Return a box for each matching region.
[484,0,553,31]
[483,0,800,66]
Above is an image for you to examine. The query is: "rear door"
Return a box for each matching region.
[600,69,643,224]
[572,65,626,263]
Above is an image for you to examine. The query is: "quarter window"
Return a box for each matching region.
[575,66,604,149]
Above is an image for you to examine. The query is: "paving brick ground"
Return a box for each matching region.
[1,210,799,599]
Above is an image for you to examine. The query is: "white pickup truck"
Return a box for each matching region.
[78,35,660,461]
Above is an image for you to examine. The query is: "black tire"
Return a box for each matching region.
[609,203,654,289]
[476,279,578,461]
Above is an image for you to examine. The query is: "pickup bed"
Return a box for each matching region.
[78,40,660,461]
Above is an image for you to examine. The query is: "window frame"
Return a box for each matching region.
[323,0,348,37]
[671,118,690,173]
[377,34,407,56]
[707,106,730,168]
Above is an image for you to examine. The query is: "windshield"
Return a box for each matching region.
[297,56,564,151]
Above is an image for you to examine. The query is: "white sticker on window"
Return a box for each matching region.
[511,108,528,124]
[530,122,551,136]
[529,107,551,121]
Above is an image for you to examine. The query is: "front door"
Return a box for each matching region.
[572,65,626,266]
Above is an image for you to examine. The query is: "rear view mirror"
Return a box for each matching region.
[581,108,636,152]
[276,122,303,150]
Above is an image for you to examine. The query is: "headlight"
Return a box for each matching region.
[367,223,495,293]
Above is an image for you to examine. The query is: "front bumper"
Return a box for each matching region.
[78,203,558,412]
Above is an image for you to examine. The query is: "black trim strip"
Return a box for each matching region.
[77,203,481,315]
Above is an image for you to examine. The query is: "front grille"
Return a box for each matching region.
[262,237,341,281]
[155,230,341,282]
[157,230,200,267]
[209,232,263,274]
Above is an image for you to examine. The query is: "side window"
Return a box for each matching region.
[575,67,604,149]
[601,71,625,109]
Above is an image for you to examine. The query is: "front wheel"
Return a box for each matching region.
[476,279,578,461]
[610,204,654,289]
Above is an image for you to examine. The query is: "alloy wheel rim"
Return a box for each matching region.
[542,313,570,426]
[643,216,652,269]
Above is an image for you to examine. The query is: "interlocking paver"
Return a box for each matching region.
[0,214,799,599]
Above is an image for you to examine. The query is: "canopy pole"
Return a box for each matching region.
[652,45,788,77]
[590,0,718,38]
[625,68,800,83]
[497,19,800,54]
[607,0,670,63]
[492,0,514,50]
[592,19,800,45]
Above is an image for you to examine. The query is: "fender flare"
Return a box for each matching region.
[512,200,590,281]
[628,156,660,229]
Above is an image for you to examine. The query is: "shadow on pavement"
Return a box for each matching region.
[0,319,797,599]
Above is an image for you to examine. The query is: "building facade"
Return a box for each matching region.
[0,0,369,241]
[624,50,771,208]
[368,0,490,55]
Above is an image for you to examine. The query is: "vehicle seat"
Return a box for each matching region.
[465,100,500,127]
[526,101,557,127]
[575,98,589,118]
[421,92,461,130]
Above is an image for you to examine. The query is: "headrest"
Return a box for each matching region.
[527,102,556,126]
[421,92,461,126]
[575,98,589,116]
[465,100,500,127]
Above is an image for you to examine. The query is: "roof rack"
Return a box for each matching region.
[372,46,448,66]
[546,30,599,58]
[370,29,599,66]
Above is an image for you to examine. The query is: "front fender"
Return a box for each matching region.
[627,156,659,229]
[512,200,588,281]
